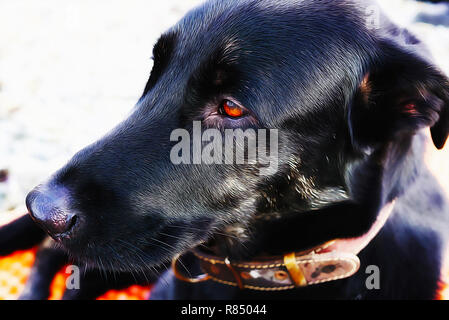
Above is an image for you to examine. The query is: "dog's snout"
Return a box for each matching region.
[26,186,79,240]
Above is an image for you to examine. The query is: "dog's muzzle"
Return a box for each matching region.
[172,200,395,291]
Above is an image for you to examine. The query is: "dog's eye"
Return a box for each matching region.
[219,100,246,118]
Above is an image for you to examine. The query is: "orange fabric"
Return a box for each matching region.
[0,248,151,300]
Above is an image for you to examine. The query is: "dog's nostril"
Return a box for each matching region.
[67,215,78,233]
[26,186,79,239]
[50,210,78,236]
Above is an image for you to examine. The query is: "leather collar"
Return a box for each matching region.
[172,200,396,291]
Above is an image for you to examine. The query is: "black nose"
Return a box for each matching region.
[26,186,79,240]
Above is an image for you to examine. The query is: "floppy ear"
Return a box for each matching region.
[349,43,449,150]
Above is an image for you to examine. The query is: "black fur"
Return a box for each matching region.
[2,0,449,299]
[0,215,46,256]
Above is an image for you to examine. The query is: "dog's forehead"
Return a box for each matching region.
[159,0,377,123]
[169,0,374,74]
[173,0,366,41]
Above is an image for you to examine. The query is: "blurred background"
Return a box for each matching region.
[0,0,448,300]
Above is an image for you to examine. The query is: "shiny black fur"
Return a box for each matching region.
[2,0,449,299]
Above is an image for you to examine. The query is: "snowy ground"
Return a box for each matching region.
[0,0,449,222]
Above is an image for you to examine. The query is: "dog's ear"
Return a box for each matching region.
[349,43,449,150]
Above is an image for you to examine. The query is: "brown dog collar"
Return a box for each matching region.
[172,200,396,291]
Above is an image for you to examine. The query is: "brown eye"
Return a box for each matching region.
[220,100,245,118]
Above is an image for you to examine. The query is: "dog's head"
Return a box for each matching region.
[26,0,449,270]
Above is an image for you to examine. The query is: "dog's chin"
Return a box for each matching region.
[56,229,211,273]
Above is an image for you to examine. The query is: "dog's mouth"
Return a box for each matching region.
[55,218,218,273]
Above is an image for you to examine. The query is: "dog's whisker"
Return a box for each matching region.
[97,256,109,282]
[114,240,169,286]
[146,237,193,278]
[115,238,164,282]
[106,244,122,282]
[166,224,242,240]
[158,232,184,240]
[149,236,177,250]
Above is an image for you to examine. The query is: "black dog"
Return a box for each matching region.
[2,0,449,299]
